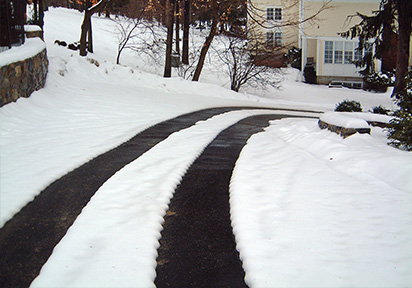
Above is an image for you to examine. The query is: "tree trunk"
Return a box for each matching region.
[394,0,412,94]
[80,10,91,56]
[175,0,180,55]
[182,0,190,64]
[88,18,93,52]
[34,0,38,23]
[86,0,93,53]
[164,0,174,78]
[79,0,108,56]
[192,0,218,81]
[378,0,397,72]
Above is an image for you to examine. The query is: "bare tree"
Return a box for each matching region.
[113,17,166,65]
[164,0,175,77]
[114,15,144,64]
[182,0,190,64]
[214,36,282,92]
[192,0,218,81]
[79,0,109,56]
[175,0,181,55]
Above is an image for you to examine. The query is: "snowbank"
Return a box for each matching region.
[231,118,412,287]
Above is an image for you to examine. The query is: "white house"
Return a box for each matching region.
[248,0,412,86]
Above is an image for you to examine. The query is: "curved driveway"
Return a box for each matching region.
[0,107,318,287]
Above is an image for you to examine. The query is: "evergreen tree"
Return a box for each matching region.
[341,0,412,150]
[340,0,411,94]
[388,69,412,150]
[339,0,397,82]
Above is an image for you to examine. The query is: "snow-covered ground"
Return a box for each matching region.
[1,7,411,287]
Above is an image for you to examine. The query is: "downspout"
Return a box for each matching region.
[299,0,306,70]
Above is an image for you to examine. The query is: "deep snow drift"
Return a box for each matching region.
[1,7,411,287]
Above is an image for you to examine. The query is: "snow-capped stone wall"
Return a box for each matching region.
[25,25,44,40]
[0,37,48,107]
[318,112,392,138]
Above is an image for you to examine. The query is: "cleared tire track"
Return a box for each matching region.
[154,114,312,287]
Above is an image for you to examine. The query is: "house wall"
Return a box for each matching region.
[306,38,317,62]
[302,1,381,83]
[303,1,380,38]
[248,0,300,49]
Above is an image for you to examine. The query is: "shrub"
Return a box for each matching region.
[284,47,301,70]
[371,105,390,115]
[303,65,316,84]
[363,71,395,93]
[334,99,363,112]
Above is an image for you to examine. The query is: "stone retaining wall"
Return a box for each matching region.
[318,120,371,138]
[0,44,48,107]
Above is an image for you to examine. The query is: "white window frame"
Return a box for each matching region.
[324,41,333,64]
[334,41,343,64]
[267,8,274,20]
[274,8,282,20]
[344,42,353,64]
[267,6,282,22]
[274,32,282,46]
[324,40,365,65]
[354,43,362,61]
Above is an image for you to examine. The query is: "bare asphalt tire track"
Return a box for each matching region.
[0,107,317,287]
[154,114,311,288]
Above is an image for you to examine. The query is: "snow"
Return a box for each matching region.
[231,119,412,287]
[0,37,46,67]
[320,112,370,129]
[25,25,42,32]
[340,111,392,123]
[1,7,411,287]
[319,111,392,129]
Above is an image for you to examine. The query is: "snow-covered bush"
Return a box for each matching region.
[363,71,395,93]
[334,99,363,112]
[371,105,390,115]
[284,47,301,70]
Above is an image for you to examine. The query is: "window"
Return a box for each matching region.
[266,32,282,47]
[334,41,343,64]
[274,32,282,46]
[324,41,333,64]
[324,40,364,64]
[267,7,281,20]
[344,42,353,64]
[266,32,274,47]
[267,8,274,20]
[354,42,362,61]
[274,8,282,20]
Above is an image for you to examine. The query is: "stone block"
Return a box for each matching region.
[0,46,48,107]
[318,120,371,138]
